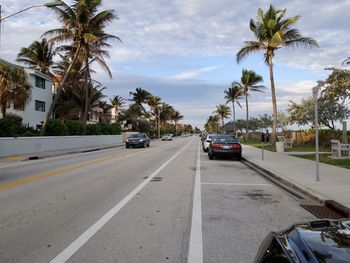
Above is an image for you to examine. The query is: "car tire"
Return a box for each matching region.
[126,145,129,149]
[236,154,242,161]
[208,153,214,160]
[147,142,150,147]
[143,142,147,148]
[204,148,208,152]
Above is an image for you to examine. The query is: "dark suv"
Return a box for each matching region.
[255,218,350,263]
[125,133,150,148]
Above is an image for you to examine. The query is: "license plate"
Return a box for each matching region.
[223,145,230,149]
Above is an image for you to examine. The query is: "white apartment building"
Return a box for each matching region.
[1,60,53,128]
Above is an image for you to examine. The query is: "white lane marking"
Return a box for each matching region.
[50,139,194,263]
[188,142,203,263]
[201,183,271,186]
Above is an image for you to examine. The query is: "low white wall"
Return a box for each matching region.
[0,135,123,157]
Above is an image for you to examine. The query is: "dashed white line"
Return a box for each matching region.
[50,140,193,263]
[188,143,203,263]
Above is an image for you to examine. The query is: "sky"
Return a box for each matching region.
[1,0,350,129]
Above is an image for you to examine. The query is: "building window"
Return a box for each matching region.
[35,100,45,112]
[14,103,25,111]
[35,76,45,89]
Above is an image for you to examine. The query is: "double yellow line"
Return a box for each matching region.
[0,149,144,191]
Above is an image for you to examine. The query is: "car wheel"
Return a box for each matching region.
[236,154,242,161]
[147,142,150,147]
[208,153,214,160]
[204,148,208,152]
[143,142,147,148]
[126,145,129,149]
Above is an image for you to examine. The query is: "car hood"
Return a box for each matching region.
[277,219,350,262]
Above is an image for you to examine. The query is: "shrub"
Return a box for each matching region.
[45,119,68,136]
[109,123,122,135]
[0,114,24,137]
[86,124,102,135]
[66,120,85,135]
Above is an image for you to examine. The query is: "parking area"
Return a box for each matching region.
[199,150,315,263]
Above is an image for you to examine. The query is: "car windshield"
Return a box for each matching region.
[129,134,143,138]
[212,135,237,143]
[164,134,171,136]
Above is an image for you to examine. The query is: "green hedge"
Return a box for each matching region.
[0,115,122,137]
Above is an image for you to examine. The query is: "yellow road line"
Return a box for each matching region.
[3,156,26,161]
[0,150,143,191]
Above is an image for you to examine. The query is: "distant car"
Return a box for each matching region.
[181,133,186,137]
[207,135,242,160]
[162,134,173,141]
[202,134,216,152]
[126,133,150,148]
[254,218,350,263]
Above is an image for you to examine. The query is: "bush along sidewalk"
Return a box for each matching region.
[0,114,122,137]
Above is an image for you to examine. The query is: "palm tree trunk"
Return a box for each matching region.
[245,93,249,137]
[40,45,82,135]
[232,101,236,132]
[83,56,90,124]
[221,117,224,133]
[1,104,6,118]
[268,55,278,144]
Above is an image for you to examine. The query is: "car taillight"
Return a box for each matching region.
[211,143,222,148]
[231,144,241,149]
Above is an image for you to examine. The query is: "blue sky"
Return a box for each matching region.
[1,0,350,129]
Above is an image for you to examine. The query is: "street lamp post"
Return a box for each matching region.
[312,86,320,181]
[0,1,62,22]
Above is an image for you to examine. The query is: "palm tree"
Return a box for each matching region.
[224,84,243,132]
[129,87,151,115]
[238,69,265,134]
[236,5,318,142]
[110,95,125,122]
[0,61,31,117]
[148,96,161,138]
[204,115,220,133]
[171,110,183,136]
[41,0,120,132]
[16,38,54,77]
[214,104,231,132]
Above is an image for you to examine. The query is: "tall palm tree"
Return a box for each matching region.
[110,95,125,122]
[214,104,231,132]
[129,87,151,115]
[236,5,318,142]
[238,69,265,134]
[0,61,31,117]
[171,110,183,136]
[224,84,243,132]
[16,38,55,77]
[148,96,161,138]
[41,0,120,132]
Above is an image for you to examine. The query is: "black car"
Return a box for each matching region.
[125,133,150,148]
[208,135,242,160]
[255,218,350,263]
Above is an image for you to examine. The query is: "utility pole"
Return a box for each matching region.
[312,86,320,181]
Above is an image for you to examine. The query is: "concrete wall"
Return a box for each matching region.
[0,135,123,157]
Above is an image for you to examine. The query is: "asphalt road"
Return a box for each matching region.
[0,137,314,263]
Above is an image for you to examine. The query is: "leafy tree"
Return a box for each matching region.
[319,69,350,103]
[110,95,125,122]
[42,0,120,132]
[258,114,273,130]
[236,4,318,142]
[129,87,151,115]
[204,115,219,133]
[148,96,161,138]
[16,38,55,77]
[171,110,184,136]
[0,61,31,117]
[224,83,242,132]
[277,112,289,132]
[214,104,231,131]
[288,97,350,130]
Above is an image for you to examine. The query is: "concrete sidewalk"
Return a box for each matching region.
[242,145,350,209]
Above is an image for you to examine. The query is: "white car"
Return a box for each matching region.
[162,134,173,141]
[202,134,216,152]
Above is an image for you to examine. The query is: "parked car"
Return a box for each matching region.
[126,133,150,148]
[202,134,217,152]
[162,134,173,141]
[254,218,350,263]
[207,135,242,160]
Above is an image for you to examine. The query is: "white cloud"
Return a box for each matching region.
[168,65,219,80]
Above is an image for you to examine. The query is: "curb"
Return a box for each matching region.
[242,157,350,217]
[4,144,125,162]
